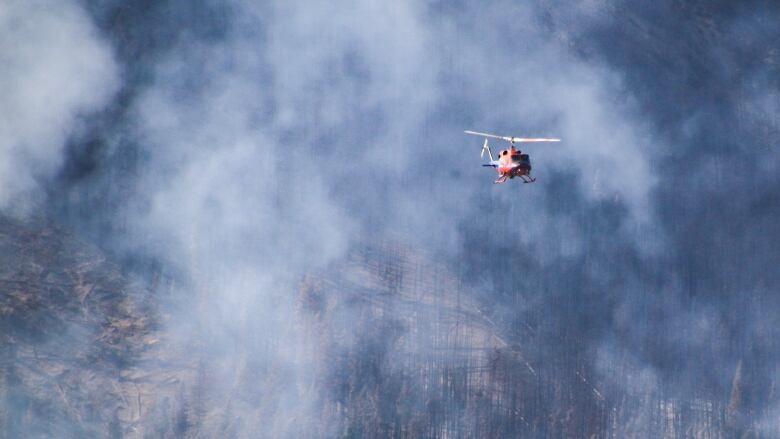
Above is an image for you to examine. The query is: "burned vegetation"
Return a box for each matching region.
[293,242,778,438]
[1,222,777,438]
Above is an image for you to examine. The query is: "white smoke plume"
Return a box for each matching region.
[27,0,780,436]
[0,0,118,215]
[110,1,661,435]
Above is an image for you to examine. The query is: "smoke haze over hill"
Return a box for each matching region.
[2,0,779,437]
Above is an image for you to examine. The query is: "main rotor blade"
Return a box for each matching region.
[512,138,561,142]
[464,130,514,142]
[466,130,561,143]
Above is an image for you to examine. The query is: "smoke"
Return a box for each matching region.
[0,0,118,215]
[84,1,665,435]
[6,0,780,436]
[560,1,780,431]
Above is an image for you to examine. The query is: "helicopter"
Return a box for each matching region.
[465,130,561,184]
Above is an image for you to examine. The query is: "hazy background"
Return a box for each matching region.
[2,0,779,436]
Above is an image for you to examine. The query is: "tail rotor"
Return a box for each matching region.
[480,139,493,161]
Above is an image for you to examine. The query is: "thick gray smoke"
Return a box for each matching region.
[124,0,657,289]
[0,0,118,215]
[5,0,780,437]
[121,3,664,432]
[111,1,661,434]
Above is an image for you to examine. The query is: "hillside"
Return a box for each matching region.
[3,222,775,437]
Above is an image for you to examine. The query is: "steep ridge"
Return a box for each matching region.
[2,222,776,437]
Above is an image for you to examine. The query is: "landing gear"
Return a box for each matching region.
[520,175,536,183]
[494,173,534,184]
[494,174,509,184]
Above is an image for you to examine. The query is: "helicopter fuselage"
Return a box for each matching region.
[495,147,533,183]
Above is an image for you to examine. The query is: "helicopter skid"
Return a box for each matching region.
[494,173,534,184]
[520,175,536,183]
